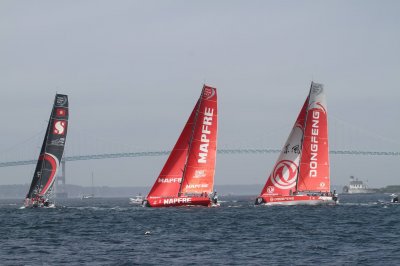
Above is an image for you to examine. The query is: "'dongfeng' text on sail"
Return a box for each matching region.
[255,82,338,206]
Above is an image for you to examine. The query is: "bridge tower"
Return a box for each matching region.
[55,159,68,198]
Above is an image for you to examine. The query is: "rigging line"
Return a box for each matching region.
[296,82,313,192]
[0,129,45,154]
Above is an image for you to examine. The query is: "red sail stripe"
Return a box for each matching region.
[38,153,59,196]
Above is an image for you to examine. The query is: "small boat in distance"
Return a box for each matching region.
[390,194,399,203]
[255,82,338,206]
[129,194,144,205]
[81,172,95,200]
[143,85,219,207]
[24,94,69,208]
[81,194,94,200]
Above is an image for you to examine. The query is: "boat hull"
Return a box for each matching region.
[23,202,56,208]
[145,196,211,208]
[129,197,144,205]
[255,195,338,206]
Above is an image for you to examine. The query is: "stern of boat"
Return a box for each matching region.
[255,197,265,205]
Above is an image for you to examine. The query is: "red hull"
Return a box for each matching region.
[145,196,211,208]
[256,194,337,206]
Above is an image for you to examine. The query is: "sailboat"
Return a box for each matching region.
[143,85,218,207]
[24,94,69,208]
[255,82,338,206]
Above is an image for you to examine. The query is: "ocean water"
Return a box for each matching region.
[1,194,400,265]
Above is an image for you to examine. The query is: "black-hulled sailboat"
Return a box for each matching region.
[23,94,69,208]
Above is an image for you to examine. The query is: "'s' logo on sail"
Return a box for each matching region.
[270,160,297,189]
[53,121,66,135]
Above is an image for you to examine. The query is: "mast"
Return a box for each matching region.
[295,82,313,192]
[28,95,56,198]
[178,87,205,196]
[91,172,94,196]
[39,94,57,194]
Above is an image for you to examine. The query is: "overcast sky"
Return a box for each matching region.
[0,0,399,189]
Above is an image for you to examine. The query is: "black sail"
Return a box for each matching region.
[26,94,69,199]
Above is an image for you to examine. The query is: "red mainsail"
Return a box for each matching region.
[297,82,330,192]
[147,85,218,199]
[147,103,198,198]
[180,86,218,195]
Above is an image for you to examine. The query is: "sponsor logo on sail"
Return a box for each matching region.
[53,121,66,135]
[203,87,215,100]
[283,144,301,154]
[50,138,66,146]
[198,107,214,164]
[270,160,297,190]
[186,184,209,189]
[266,186,275,194]
[311,83,323,95]
[310,110,320,178]
[56,108,67,117]
[163,197,192,205]
[157,177,182,183]
[55,95,67,107]
[194,170,206,178]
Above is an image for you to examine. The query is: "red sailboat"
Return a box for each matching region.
[255,82,338,206]
[143,85,218,207]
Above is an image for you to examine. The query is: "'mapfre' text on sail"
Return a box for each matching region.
[198,107,214,163]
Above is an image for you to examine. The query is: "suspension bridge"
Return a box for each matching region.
[0,148,399,168]
[0,114,399,197]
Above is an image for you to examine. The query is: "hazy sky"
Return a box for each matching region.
[1,0,399,189]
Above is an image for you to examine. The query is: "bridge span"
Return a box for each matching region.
[1,148,399,168]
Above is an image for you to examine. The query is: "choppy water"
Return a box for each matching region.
[1,194,400,265]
